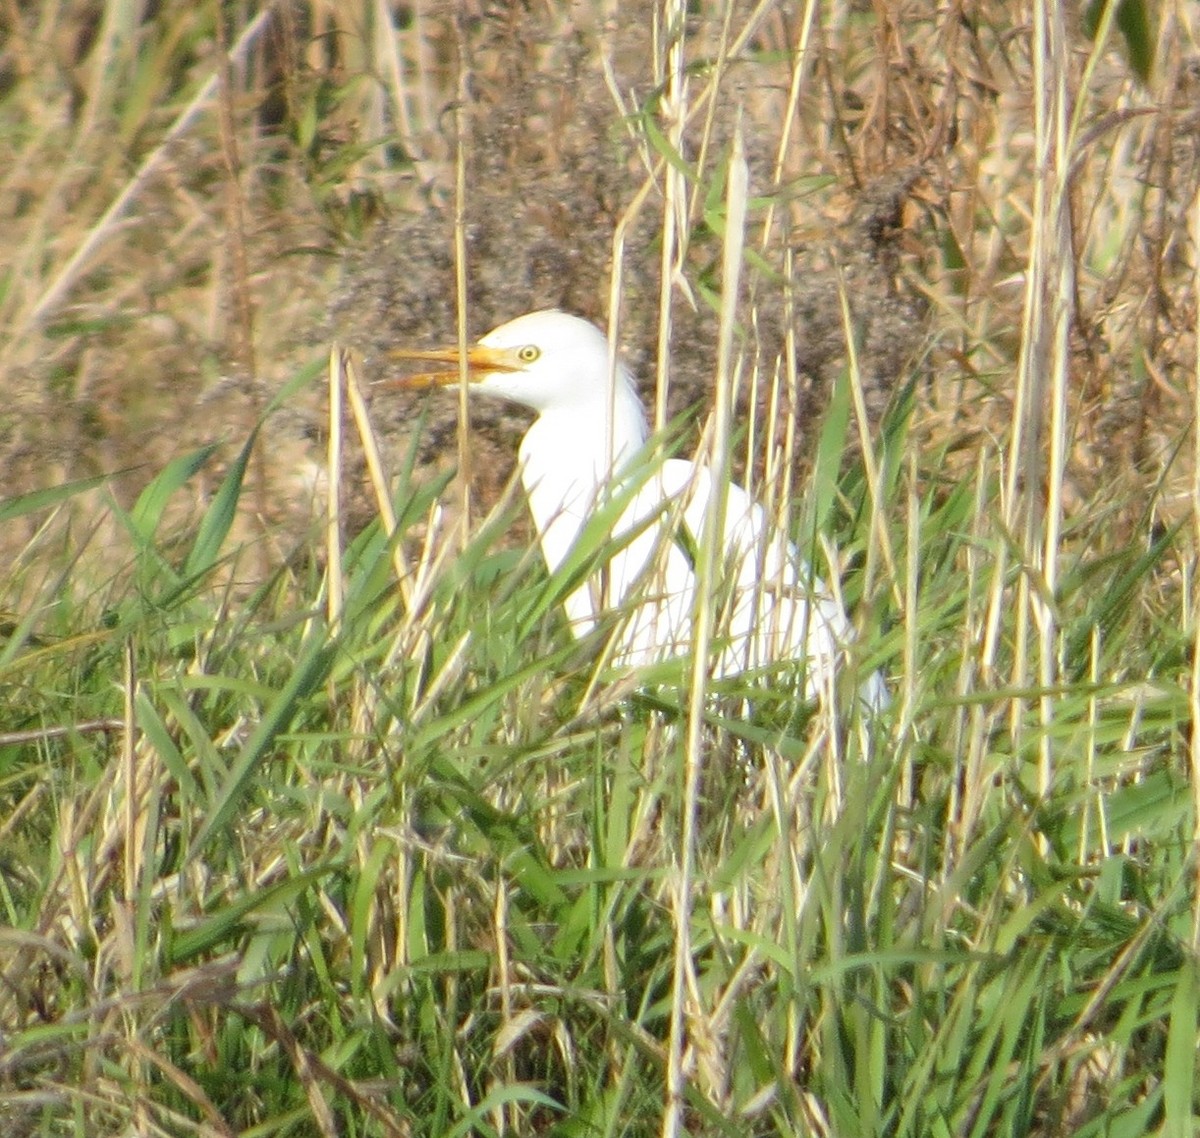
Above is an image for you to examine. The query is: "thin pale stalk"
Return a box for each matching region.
[654,0,687,433]
[493,878,517,1137]
[325,347,345,631]
[682,0,735,239]
[453,23,472,545]
[899,447,920,800]
[374,0,414,142]
[952,444,993,863]
[758,0,820,254]
[836,271,898,599]
[997,0,1061,758]
[663,115,748,1138]
[607,174,658,477]
[1192,181,1200,950]
[120,636,138,917]
[607,0,786,452]
[1035,0,1080,808]
[1081,624,1099,866]
[343,353,412,609]
[75,0,135,145]
[17,6,276,335]
[779,246,799,544]
[412,0,437,139]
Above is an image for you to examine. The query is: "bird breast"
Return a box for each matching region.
[519,427,859,701]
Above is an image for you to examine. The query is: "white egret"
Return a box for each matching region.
[389,310,885,709]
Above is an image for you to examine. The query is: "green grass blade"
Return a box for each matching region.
[184,426,259,579]
[186,625,335,859]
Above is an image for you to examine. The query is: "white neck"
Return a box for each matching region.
[517,369,648,576]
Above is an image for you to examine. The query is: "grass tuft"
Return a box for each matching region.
[2,2,1199,1137]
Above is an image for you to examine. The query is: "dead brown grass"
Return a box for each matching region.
[2,9,1198,1135]
[1,0,1196,590]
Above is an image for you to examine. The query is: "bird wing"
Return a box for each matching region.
[599,457,855,695]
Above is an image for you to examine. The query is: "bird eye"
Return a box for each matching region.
[517,345,540,363]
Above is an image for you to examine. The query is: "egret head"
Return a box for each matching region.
[388,310,620,414]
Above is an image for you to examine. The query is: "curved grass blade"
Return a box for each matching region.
[128,444,219,545]
[186,625,335,859]
[0,472,116,524]
[184,425,259,579]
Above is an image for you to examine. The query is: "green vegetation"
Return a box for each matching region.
[1,1,1197,1136]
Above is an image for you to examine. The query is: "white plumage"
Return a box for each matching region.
[391,310,885,708]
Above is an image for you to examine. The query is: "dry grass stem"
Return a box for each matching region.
[4,3,1199,1135]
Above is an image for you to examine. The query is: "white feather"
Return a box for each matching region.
[465,310,884,707]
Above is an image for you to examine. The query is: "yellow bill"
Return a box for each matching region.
[384,344,524,389]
